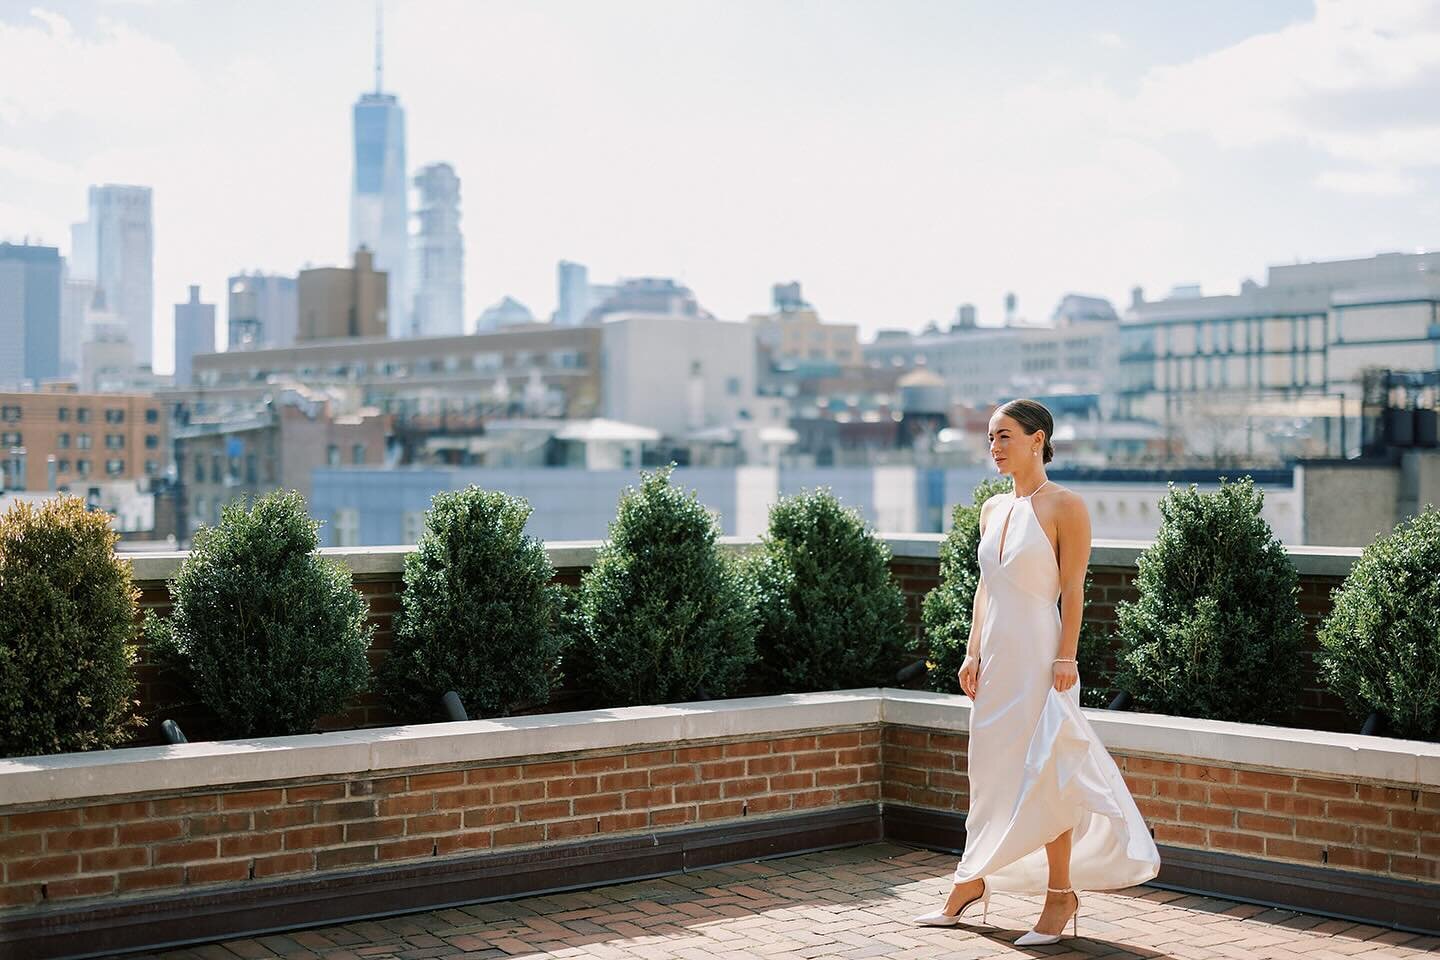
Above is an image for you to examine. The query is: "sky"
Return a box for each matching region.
[4,0,1440,375]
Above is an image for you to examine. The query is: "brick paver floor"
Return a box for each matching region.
[135,843,1439,960]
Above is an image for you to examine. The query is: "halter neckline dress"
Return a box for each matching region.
[952,481,1161,893]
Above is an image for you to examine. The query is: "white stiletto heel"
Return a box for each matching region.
[1014,886,1080,945]
[912,877,991,927]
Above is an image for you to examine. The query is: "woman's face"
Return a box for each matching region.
[987,413,1040,475]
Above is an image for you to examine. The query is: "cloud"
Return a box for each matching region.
[1092,31,1126,50]
[1127,0,1440,194]
[0,8,198,127]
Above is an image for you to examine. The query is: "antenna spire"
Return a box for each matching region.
[374,0,383,93]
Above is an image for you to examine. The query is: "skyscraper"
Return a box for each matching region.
[410,163,464,337]
[71,185,154,367]
[228,272,299,349]
[555,261,590,327]
[0,243,62,386]
[174,285,216,386]
[350,10,407,338]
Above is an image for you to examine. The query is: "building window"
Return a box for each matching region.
[0,406,19,422]
[246,454,257,484]
[76,408,90,423]
[76,433,92,450]
[57,407,70,422]
[726,377,741,396]
[145,460,158,476]
[211,454,222,484]
[351,444,365,465]
[145,408,159,424]
[327,445,340,466]
[76,459,91,477]
[1,432,20,446]
[333,508,360,547]
[1,451,24,490]
[106,459,125,476]
[105,434,125,449]
[105,409,125,424]
[145,434,159,449]
[193,496,206,527]
[57,432,70,449]
[194,455,205,483]
[57,458,70,473]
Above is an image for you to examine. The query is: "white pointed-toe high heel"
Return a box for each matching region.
[913,877,991,927]
[1014,886,1080,945]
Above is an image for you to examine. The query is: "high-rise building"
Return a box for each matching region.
[0,243,62,387]
[350,15,407,338]
[297,248,388,342]
[410,163,463,337]
[228,272,298,349]
[555,261,590,327]
[71,185,154,367]
[173,285,216,386]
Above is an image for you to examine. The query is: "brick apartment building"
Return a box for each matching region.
[0,388,167,492]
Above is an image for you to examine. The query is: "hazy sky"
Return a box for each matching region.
[4,0,1440,374]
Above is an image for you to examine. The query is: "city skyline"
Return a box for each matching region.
[4,1,1440,374]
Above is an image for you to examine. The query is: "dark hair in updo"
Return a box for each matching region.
[997,399,1055,464]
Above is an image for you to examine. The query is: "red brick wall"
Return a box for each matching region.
[880,724,1440,885]
[0,729,881,912]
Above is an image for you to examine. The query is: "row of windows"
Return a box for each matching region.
[48,458,156,478]
[50,433,161,451]
[0,406,160,424]
[217,351,593,386]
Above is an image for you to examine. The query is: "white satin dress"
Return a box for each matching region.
[952,484,1161,894]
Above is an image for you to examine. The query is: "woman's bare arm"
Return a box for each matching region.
[1054,490,1092,668]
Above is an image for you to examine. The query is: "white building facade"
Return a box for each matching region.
[1119,251,1440,460]
[410,163,464,338]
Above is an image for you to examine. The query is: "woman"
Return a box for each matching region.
[913,399,1160,945]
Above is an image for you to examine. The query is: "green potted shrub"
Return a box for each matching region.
[919,477,1111,706]
[147,491,371,738]
[1113,477,1303,723]
[1317,507,1440,740]
[0,496,140,757]
[574,466,756,707]
[747,489,908,693]
[379,486,565,720]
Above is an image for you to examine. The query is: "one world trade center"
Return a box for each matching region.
[350,6,408,337]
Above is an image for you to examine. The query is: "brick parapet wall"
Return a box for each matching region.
[880,723,1440,885]
[0,728,881,912]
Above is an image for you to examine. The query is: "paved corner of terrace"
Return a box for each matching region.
[132,844,1440,960]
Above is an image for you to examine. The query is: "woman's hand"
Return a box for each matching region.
[958,655,979,699]
[1053,659,1079,693]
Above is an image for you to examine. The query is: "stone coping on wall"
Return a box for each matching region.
[5,689,1435,809]
[119,536,1365,583]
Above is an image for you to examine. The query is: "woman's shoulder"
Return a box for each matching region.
[1038,483,1088,515]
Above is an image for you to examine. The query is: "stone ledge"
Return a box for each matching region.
[881,688,1440,786]
[0,691,884,806]
[121,536,1363,583]
[5,689,1437,808]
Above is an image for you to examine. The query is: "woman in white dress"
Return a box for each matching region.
[914,399,1161,945]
